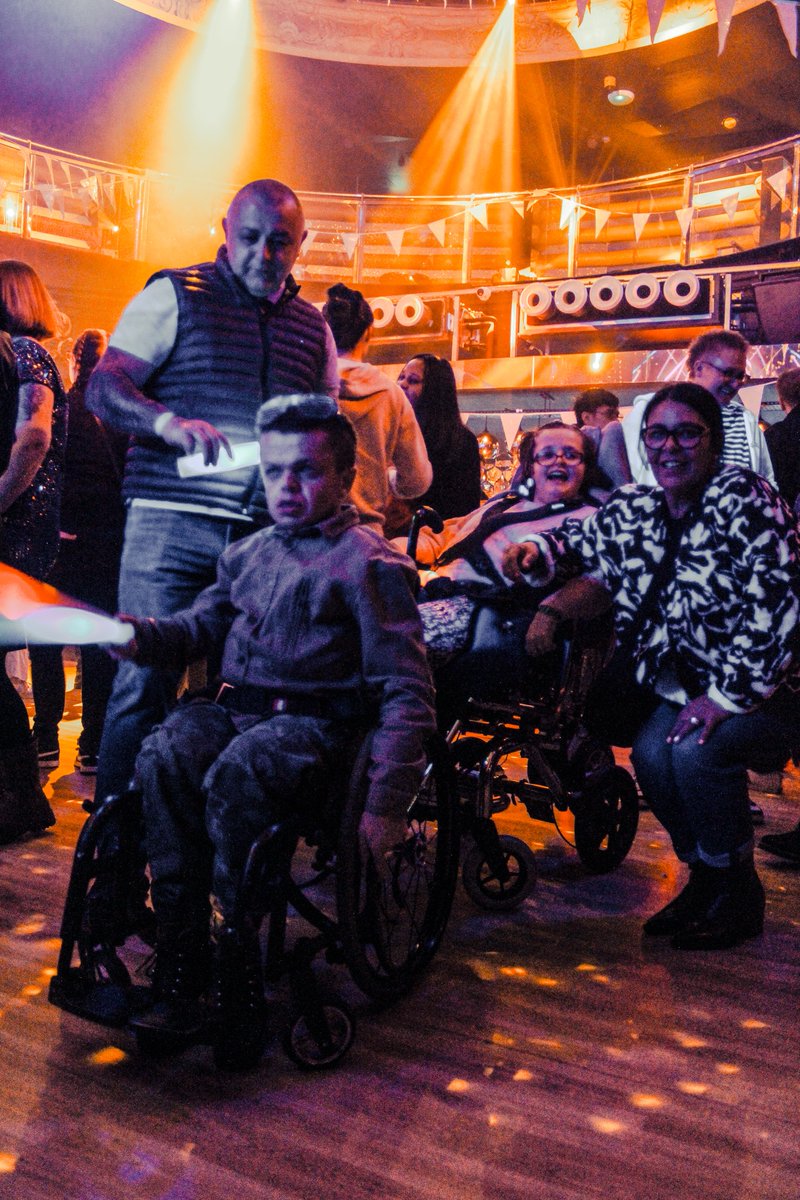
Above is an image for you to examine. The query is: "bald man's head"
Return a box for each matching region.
[223,179,306,298]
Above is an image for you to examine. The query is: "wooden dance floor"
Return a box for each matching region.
[2,681,799,1199]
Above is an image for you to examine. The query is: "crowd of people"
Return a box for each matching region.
[1,174,799,1062]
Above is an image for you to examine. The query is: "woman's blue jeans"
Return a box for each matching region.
[630,689,800,867]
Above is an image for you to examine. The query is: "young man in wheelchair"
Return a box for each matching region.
[108,394,435,1061]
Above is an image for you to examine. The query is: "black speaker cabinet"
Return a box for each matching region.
[753,275,800,343]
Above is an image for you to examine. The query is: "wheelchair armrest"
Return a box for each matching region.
[406,506,444,564]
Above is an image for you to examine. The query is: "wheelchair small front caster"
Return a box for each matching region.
[461,835,537,911]
[283,1000,355,1069]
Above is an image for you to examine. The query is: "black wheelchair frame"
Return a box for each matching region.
[48,733,461,1070]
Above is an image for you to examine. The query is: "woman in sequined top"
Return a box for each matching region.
[0,261,67,841]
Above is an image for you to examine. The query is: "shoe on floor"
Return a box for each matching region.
[37,746,59,768]
[76,752,98,775]
[749,799,765,826]
[759,826,800,863]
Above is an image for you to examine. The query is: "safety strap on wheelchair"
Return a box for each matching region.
[215,683,363,722]
[435,495,594,587]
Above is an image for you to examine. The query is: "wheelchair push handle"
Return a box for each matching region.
[406,506,444,563]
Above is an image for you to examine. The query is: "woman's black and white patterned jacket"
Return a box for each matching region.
[527,465,800,715]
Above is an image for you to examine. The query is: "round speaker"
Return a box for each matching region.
[519,282,554,318]
[662,271,701,308]
[589,275,625,312]
[370,297,395,328]
[554,279,589,316]
[625,274,661,310]
[394,295,425,327]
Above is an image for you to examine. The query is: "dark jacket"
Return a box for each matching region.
[765,406,800,511]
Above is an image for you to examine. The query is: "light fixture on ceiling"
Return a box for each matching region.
[604,76,635,107]
[722,115,738,130]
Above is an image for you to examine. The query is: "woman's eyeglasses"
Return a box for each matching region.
[642,424,710,450]
[532,447,585,465]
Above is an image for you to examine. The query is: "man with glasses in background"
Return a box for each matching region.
[621,330,775,487]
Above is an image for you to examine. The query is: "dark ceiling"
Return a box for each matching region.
[0,0,798,193]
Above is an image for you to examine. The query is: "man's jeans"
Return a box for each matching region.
[94,506,250,802]
[630,688,800,867]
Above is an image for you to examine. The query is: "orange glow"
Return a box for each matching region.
[154,0,256,232]
[408,3,520,197]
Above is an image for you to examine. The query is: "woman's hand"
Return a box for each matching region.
[501,540,540,583]
[667,695,731,745]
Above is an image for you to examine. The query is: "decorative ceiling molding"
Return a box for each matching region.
[112,0,764,65]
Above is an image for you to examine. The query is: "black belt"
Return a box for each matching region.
[215,683,362,722]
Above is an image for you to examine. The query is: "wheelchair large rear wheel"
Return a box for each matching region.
[336,735,461,1002]
[573,765,639,873]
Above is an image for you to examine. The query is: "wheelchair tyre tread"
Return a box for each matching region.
[461,835,537,911]
[573,765,639,873]
[284,1002,355,1070]
[336,735,461,1002]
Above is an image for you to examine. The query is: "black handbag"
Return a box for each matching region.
[583,510,693,748]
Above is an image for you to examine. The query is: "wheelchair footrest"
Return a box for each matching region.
[48,969,153,1029]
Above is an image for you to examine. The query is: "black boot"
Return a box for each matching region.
[128,928,210,1046]
[643,862,716,937]
[210,924,267,1071]
[759,823,800,863]
[671,859,765,951]
[0,737,56,844]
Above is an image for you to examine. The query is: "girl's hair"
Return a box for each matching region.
[70,328,108,392]
[0,260,62,339]
[642,382,724,456]
[405,354,463,458]
[322,283,374,353]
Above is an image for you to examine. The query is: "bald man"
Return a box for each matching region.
[87,179,338,802]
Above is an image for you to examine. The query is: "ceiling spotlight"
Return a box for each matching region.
[722,115,738,130]
[604,75,635,107]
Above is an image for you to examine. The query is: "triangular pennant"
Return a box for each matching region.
[647,0,668,41]
[576,0,590,24]
[299,229,318,256]
[470,203,489,229]
[428,218,447,246]
[38,184,56,211]
[715,0,737,53]
[340,232,358,260]
[721,192,739,221]
[42,154,56,186]
[675,206,694,238]
[594,208,611,239]
[102,178,116,211]
[632,211,649,242]
[510,199,525,219]
[772,1,798,56]
[56,190,65,220]
[123,177,135,208]
[61,162,72,192]
[738,383,765,418]
[499,413,524,452]
[386,228,405,255]
[460,411,471,426]
[559,197,574,229]
[766,166,791,200]
[82,175,99,204]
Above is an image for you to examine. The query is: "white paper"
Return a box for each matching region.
[177,441,260,478]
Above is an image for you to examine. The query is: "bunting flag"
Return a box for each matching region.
[61,162,72,191]
[632,211,650,241]
[772,0,798,56]
[594,208,610,239]
[460,411,471,426]
[559,197,574,229]
[576,0,590,24]
[499,412,524,451]
[340,232,358,259]
[41,154,56,186]
[738,383,766,418]
[38,184,57,211]
[386,228,405,255]
[675,206,694,238]
[647,0,668,41]
[766,165,792,200]
[428,218,447,245]
[469,202,489,229]
[715,0,737,53]
[299,229,318,256]
[721,192,739,221]
[510,200,526,219]
[123,177,136,208]
[82,175,99,204]
[102,177,116,211]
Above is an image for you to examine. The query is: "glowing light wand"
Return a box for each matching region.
[0,563,134,646]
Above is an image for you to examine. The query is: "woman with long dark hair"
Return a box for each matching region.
[397,354,482,522]
[0,260,68,840]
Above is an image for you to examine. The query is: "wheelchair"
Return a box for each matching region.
[440,611,639,911]
[48,731,461,1071]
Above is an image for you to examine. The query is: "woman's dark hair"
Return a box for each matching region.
[406,354,463,459]
[0,259,62,339]
[642,382,724,456]
[70,328,108,394]
[517,421,596,483]
[323,283,374,353]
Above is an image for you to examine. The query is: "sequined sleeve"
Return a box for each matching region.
[12,336,60,392]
